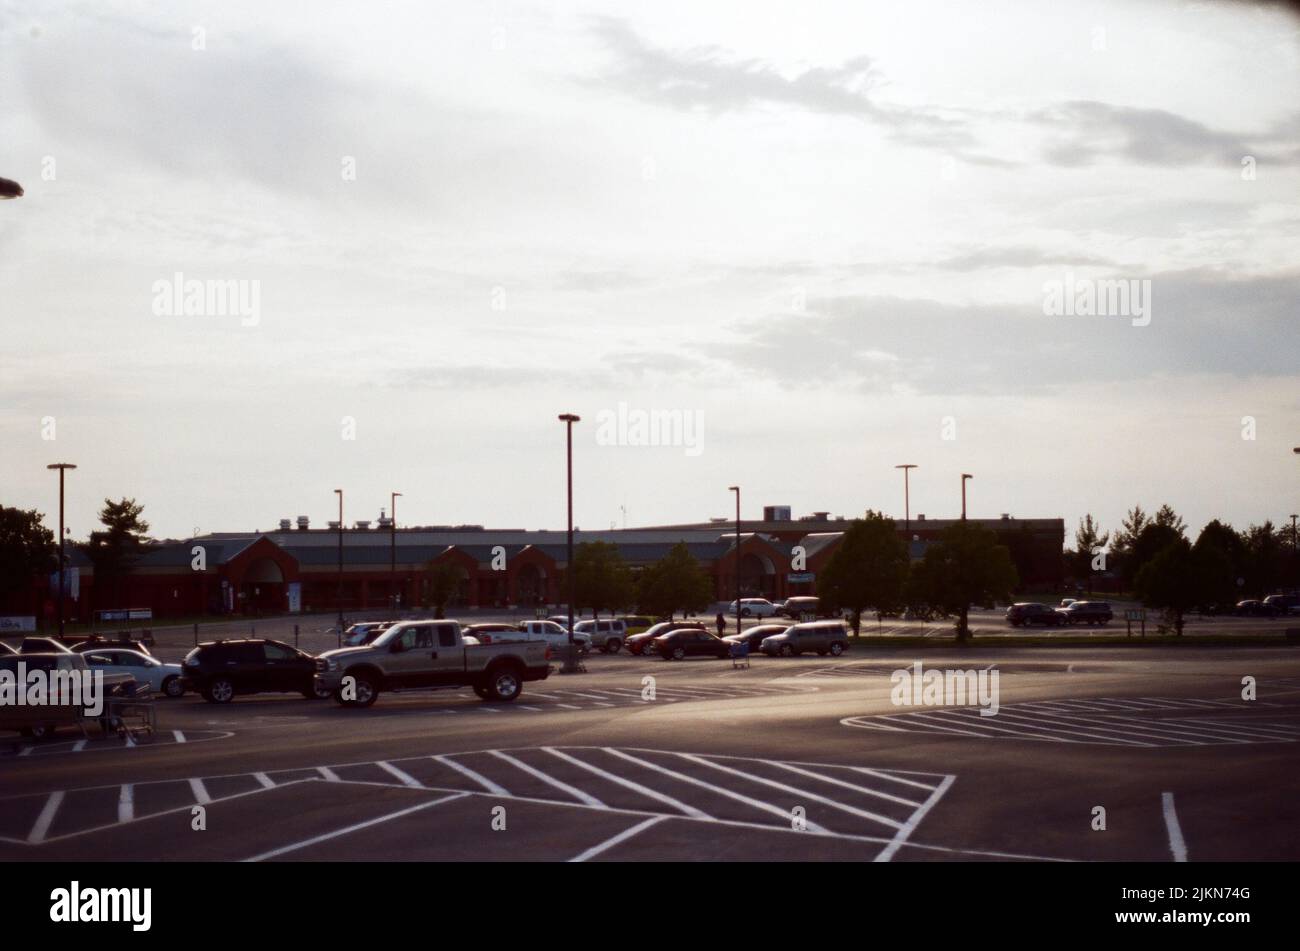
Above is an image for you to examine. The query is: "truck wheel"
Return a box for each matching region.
[485,667,521,702]
[339,672,379,707]
[203,678,234,704]
[829,642,845,656]
[607,638,622,654]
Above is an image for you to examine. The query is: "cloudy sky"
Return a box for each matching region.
[2,0,1298,544]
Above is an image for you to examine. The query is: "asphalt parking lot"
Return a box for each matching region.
[3,639,1299,863]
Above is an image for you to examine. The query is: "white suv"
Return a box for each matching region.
[516,620,592,653]
[571,619,627,653]
[728,598,778,618]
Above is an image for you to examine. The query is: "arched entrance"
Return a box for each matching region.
[738,552,776,599]
[240,557,285,614]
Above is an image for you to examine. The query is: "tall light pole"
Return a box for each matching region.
[46,463,76,637]
[390,491,402,614]
[559,414,582,674]
[334,489,344,639]
[729,486,741,637]
[895,464,917,550]
[961,473,973,521]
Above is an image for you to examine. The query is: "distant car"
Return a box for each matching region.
[654,628,731,660]
[722,623,790,650]
[572,619,628,653]
[759,621,850,657]
[515,620,592,653]
[627,621,706,655]
[779,596,826,619]
[83,648,186,697]
[1058,601,1113,626]
[182,639,329,703]
[341,621,394,647]
[463,623,524,644]
[1005,603,1067,627]
[19,637,74,654]
[1234,600,1279,617]
[69,637,155,657]
[728,598,778,618]
[1263,595,1300,616]
[619,616,655,635]
[1058,598,1077,608]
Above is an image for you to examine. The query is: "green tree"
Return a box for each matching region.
[569,541,634,619]
[637,542,713,620]
[1134,538,1199,635]
[83,498,151,607]
[906,523,1018,642]
[1240,522,1283,597]
[1192,520,1245,610]
[0,505,57,602]
[1119,507,1185,590]
[422,561,462,618]
[816,512,908,635]
[1072,514,1109,593]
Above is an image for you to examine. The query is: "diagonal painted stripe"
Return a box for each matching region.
[766,761,923,809]
[876,774,956,863]
[568,816,664,863]
[118,785,134,823]
[28,792,64,843]
[542,747,711,819]
[189,778,211,804]
[489,750,607,808]
[432,755,508,795]
[376,760,424,788]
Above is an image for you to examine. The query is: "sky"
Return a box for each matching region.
[1,0,1298,546]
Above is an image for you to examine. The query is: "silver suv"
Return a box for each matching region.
[571,619,627,653]
[760,620,850,657]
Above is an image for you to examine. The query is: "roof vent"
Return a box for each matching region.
[296,516,310,530]
[327,521,340,529]
[278,519,292,531]
[917,514,926,521]
[354,520,371,530]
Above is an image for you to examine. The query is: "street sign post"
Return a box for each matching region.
[1125,608,1146,638]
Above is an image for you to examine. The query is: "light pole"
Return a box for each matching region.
[895,463,917,549]
[390,491,402,614]
[961,473,973,521]
[559,413,582,674]
[46,463,76,637]
[334,489,344,640]
[729,486,741,637]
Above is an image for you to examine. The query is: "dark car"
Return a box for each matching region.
[654,628,731,660]
[722,623,790,651]
[1058,601,1113,626]
[1005,603,1066,627]
[1263,595,1300,616]
[19,637,74,654]
[1234,600,1278,618]
[626,621,706,655]
[0,641,16,656]
[779,596,829,619]
[181,638,328,704]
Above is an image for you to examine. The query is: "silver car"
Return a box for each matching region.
[760,621,850,657]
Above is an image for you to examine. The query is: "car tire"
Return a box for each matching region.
[672,646,686,660]
[607,638,622,654]
[20,724,53,740]
[829,642,845,656]
[485,667,522,702]
[305,680,332,700]
[780,644,794,657]
[203,678,235,704]
[741,608,752,617]
[162,676,185,698]
[338,671,379,707]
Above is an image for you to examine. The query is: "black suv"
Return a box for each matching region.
[1058,601,1113,626]
[1005,603,1067,627]
[182,638,327,703]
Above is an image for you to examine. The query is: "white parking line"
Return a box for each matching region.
[376,760,424,788]
[432,755,508,795]
[242,791,470,862]
[543,747,712,820]
[489,750,607,808]
[173,731,187,743]
[28,791,64,843]
[317,766,341,782]
[189,778,211,804]
[768,761,923,809]
[568,816,665,863]
[876,775,956,863]
[253,772,276,789]
[72,740,86,752]
[118,785,134,823]
[1162,792,1188,862]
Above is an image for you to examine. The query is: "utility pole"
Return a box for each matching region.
[46,463,76,637]
[961,473,973,521]
[559,414,582,674]
[895,464,917,556]
[730,486,741,638]
[390,491,402,614]
[334,489,344,638]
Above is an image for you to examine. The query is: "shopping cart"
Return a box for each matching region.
[729,641,750,669]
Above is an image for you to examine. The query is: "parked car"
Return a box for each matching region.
[1005,603,1067,627]
[619,616,655,635]
[572,619,628,653]
[759,621,850,657]
[69,637,155,657]
[654,628,732,660]
[1058,598,1077,608]
[778,596,826,619]
[1263,594,1300,616]
[316,619,551,706]
[514,620,591,653]
[728,598,778,618]
[1058,601,1113,626]
[722,623,789,651]
[84,648,186,697]
[0,652,134,739]
[182,639,329,704]
[19,637,74,654]
[341,621,395,647]
[462,623,524,644]
[1234,599,1279,617]
[627,621,706,655]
